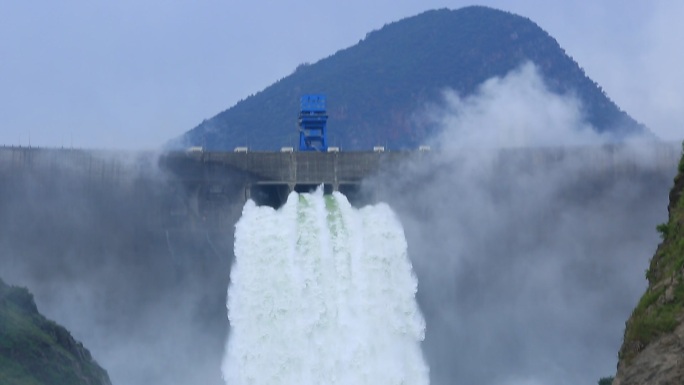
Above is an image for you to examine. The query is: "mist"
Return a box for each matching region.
[0,62,679,385]
[368,63,677,384]
[0,149,237,385]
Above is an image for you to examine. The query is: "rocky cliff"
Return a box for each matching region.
[0,277,111,385]
[615,145,684,384]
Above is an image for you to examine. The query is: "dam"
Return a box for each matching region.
[1,141,681,230]
[160,149,424,207]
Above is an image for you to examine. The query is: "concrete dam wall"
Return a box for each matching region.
[1,142,681,229]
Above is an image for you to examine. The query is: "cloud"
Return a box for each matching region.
[421,62,605,151]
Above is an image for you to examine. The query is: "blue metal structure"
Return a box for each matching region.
[298,94,328,151]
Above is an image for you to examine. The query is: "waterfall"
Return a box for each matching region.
[223,188,429,385]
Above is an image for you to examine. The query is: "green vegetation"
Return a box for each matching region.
[0,277,111,385]
[598,376,614,385]
[620,142,684,363]
[174,6,646,151]
[656,222,670,239]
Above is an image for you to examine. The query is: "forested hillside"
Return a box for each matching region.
[174,6,646,151]
[0,277,111,385]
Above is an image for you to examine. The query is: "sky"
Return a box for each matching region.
[0,1,682,150]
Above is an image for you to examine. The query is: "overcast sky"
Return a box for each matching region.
[0,1,682,150]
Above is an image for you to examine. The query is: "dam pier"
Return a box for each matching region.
[160,149,419,208]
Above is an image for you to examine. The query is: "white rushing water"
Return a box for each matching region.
[223,189,429,385]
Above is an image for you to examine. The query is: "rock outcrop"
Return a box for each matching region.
[0,277,112,385]
[615,147,684,384]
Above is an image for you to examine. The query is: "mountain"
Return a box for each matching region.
[614,145,684,384]
[172,6,647,151]
[0,277,112,385]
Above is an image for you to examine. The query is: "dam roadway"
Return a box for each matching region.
[160,149,425,200]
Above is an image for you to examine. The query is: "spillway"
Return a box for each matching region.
[223,188,429,385]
